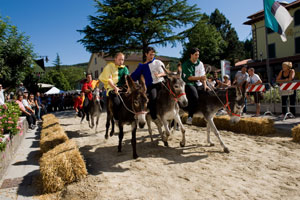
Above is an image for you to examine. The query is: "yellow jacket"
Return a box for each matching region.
[99,62,129,95]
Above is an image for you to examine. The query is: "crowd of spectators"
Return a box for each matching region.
[0,83,80,129]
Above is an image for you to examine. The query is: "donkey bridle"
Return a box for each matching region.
[117,93,147,118]
[208,84,241,117]
[161,81,186,102]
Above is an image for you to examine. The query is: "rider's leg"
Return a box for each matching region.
[109,91,120,120]
[147,84,158,120]
[185,85,198,118]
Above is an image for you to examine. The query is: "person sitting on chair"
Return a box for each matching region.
[99,52,129,121]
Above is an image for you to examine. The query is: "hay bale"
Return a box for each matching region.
[41,124,63,139]
[40,128,69,153]
[42,114,57,121]
[42,118,60,129]
[182,113,275,135]
[40,140,87,193]
[292,124,300,142]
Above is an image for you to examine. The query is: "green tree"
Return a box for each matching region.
[0,16,35,88]
[78,0,202,62]
[243,39,253,59]
[181,15,225,67]
[61,67,85,89]
[40,70,71,91]
[209,9,244,64]
[53,53,62,71]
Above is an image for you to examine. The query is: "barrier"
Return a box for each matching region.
[246,83,273,116]
[278,81,300,120]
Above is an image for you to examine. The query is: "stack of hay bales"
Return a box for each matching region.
[291,124,300,142]
[182,113,275,135]
[40,140,87,193]
[39,114,87,193]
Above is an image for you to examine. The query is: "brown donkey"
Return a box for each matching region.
[106,75,148,159]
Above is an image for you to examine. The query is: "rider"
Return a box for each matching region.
[74,91,85,118]
[131,46,166,124]
[99,52,129,121]
[182,47,209,125]
[82,73,94,121]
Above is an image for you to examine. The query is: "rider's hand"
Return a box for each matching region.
[204,86,211,91]
[114,87,120,95]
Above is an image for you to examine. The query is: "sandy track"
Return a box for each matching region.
[55,111,300,200]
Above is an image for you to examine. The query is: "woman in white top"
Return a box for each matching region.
[248,68,262,117]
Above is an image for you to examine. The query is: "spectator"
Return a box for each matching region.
[0,83,7,109]
[276,61,296,118]
[217,75,231,89]
[207,76,216,88]
[16,94,36,129]
[233,66,249,114]
[22,92,37,125]
[16,82,27,94]
[28,93,37,116]
[213,71,221,88]
[248,68,263,117]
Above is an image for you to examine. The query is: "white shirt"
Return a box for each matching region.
[235,71,250,85]
[22,99,31,109]
[250,74,261,84]
[0,90,4,105]
[194,61,205,86]
[149,59,165,84]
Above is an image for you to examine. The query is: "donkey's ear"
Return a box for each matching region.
[161,65,171,76]
[140,74,147,92]
[126,75,136,91]
[177,62,182,77]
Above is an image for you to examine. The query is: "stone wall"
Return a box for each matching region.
[0,117,28,180]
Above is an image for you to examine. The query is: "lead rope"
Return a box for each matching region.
[207,82,226,108]
[117,93,136,115]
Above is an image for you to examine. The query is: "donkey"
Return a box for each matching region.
[106,75,148,159]
[187,82,247,153]
[81,88,102,132]
[146,66,188,147]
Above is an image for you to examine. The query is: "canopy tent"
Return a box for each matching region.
[45,87,64,95]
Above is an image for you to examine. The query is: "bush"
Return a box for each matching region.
[0,102,22,136]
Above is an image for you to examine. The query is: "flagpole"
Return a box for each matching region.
[263,0,271,84]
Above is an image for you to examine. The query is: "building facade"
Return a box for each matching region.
[235,1,300,83]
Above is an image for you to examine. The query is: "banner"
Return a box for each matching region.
[220,60,231,81]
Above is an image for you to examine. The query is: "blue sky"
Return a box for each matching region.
[0,0,293,66]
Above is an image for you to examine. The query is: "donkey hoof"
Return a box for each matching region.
[105,134,108,139]
[209,143,215,147]
[224,147,230,153]
[110,131,114,137]
[133,154,139,159]
[180,141,185,147]
[163,141,169,147]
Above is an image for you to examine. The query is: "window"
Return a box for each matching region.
[268,43,276,58]
[94,58,97,65]
[95,70,99,79]
[295,37,300,54]
[295,9,300,26]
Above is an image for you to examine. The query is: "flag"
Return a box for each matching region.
[264,0,293,42]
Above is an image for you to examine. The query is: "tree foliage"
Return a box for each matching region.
[181,14,225,67]
[78,0,202,61]
[0,16,35,88]
[53,53,62,71]
[40,70,71,91]
[208,9,245,64]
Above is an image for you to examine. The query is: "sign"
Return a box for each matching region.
[220,60,231,81]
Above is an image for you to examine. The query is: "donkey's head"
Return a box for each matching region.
[93,88,102,106]
[226,81,247,124]
[126,75,148,128]
[162,63,188,107]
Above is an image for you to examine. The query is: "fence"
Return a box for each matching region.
[245,81,300,120]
